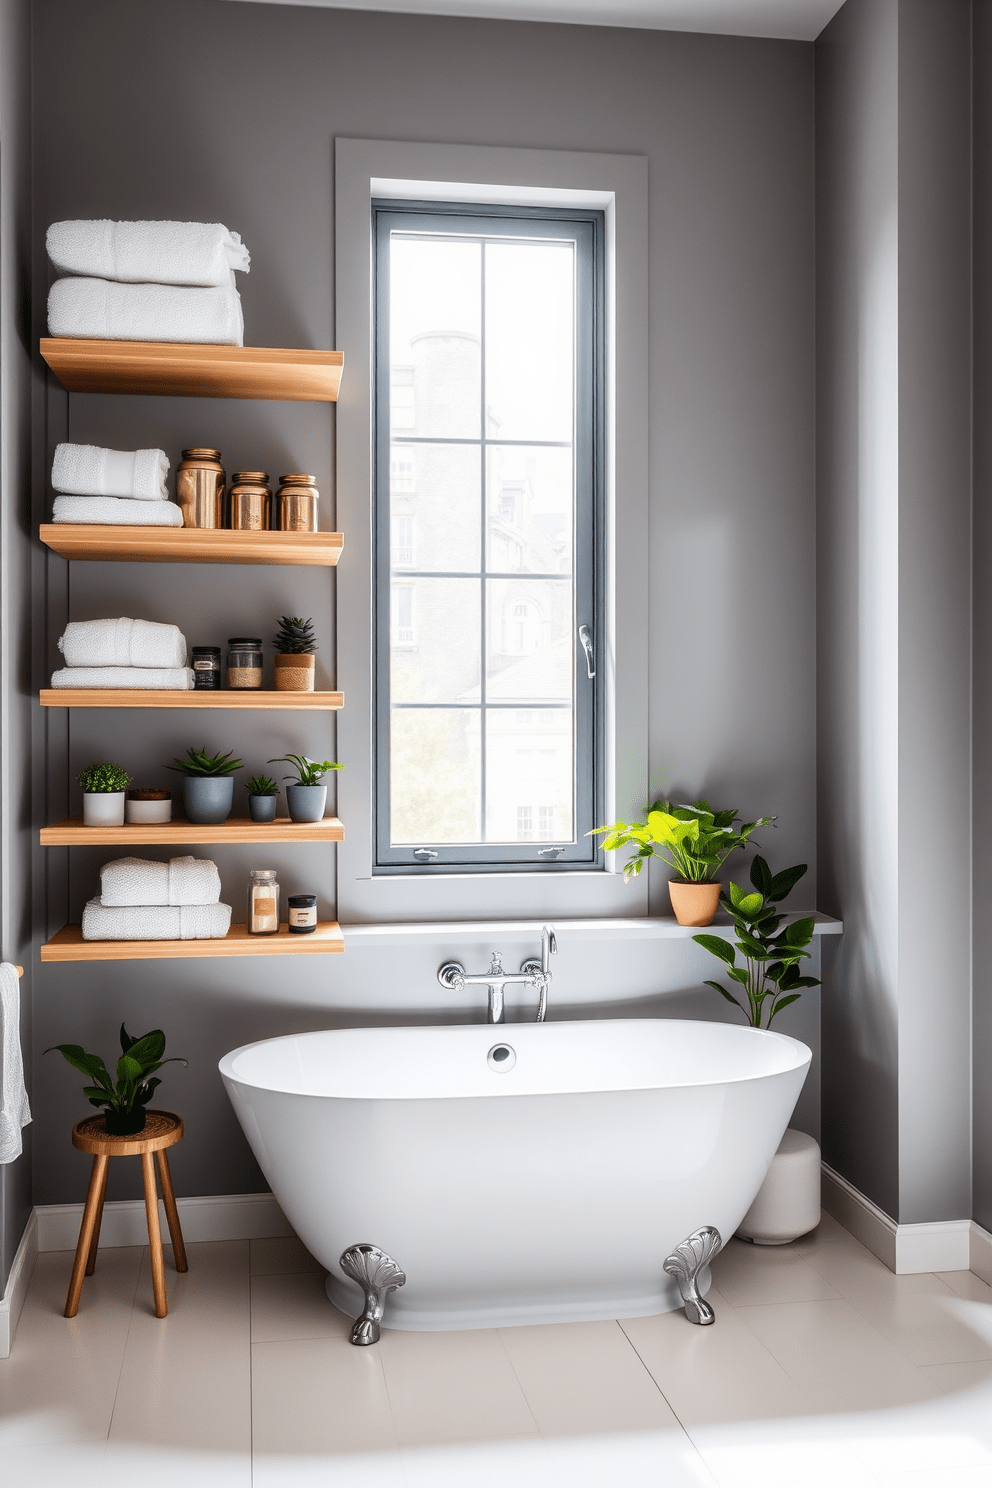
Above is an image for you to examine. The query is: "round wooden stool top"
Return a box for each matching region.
[71,1109,183,1158]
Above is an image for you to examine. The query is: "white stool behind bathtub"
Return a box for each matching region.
[736,1128,821,1244]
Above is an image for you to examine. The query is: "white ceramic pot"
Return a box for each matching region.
[125,795,172,824]
[82,791,126,827]
[736,1128,821,1244]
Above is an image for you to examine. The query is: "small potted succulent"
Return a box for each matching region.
[166,746,242,824]
[245,773,279,823]
[273,615,317,693]
[125,787,172,825]
[268,753,343,823]
[591,799,773,926]
[77,761,132,827]
[45,1023,187,1137]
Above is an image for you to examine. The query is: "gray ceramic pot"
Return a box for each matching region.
[249,793,278,823]
[286,784,327,823]
[184,775,234,824]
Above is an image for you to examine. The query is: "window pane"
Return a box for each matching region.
[391,708,481,844]
[486,445,573,575]
[485,709,574,843]
[391,578,480,704]
[391,442,480,573]
[390,236,480,439]
[485,239,574,443]
[486,578,573,704]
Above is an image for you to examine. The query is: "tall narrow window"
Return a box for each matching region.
[373,201,604,872]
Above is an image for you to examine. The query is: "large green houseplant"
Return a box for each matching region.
[46,1024,187,1135]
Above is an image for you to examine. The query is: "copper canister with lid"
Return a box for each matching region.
[230,472,271,531]
[278,473,319,532]
[177,448,224,528]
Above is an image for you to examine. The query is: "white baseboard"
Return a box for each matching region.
[821,1164,972,1273]
[35,1189,292,1253]
[0,1209,39,1359]
[972,1221,992,1286]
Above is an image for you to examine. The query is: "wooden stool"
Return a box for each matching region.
[65,1110,187,1319]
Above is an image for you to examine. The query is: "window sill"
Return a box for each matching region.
[341,912,843,948]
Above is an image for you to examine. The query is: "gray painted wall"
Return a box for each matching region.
[816,0,973,1224]
[28,0,816,1207]
[0,0,35,1292]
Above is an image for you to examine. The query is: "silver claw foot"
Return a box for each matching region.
[663,1225,722,1325]
[339,1243,406,1346]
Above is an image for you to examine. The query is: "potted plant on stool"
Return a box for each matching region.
[268,753,343,822]
[166,746,242,824]
[45,1023,187,1136]
[245,773,279,823]
[77,761,132,827]
[273,615,318,693]
[591,799,772,926]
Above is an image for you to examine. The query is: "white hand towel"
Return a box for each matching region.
[53,496,183,527]
[50,665,194,690]
[0,963,31,1165]
[52,443,170,500]
[81,899,232,941]
[47,220,250,287]
[58,617,186,669]
[99,856,221,908]
[48,277,244,347]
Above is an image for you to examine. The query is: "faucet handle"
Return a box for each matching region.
[437,961,466,990]
[488,950,504,974]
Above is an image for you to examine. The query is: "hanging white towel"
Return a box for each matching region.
[52,444,170,500]
[50,665,194,690]
[81,899,232,941]
[48,277,244,346]
[47,220,250,287]
[52,496,183,528]
[99,856,221,908]
[58,617,186,669]
[0,963,31,1165]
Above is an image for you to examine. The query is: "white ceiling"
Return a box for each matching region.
[227,0,845,43]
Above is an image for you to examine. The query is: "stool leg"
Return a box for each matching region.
[65,1155,109,1318]
[155,1149,188,1273]
[85,1159,109,1276]
[141,1151,168,1318]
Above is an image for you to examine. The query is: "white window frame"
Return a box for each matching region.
[335,138,649,924]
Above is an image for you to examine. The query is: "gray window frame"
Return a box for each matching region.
[372,199,606,874]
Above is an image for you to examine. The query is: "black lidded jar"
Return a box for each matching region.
[287,893,317,933]
[191,646,222,690]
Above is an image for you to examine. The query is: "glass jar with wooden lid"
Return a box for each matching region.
[278,474,319,533]
[177,448,224,529]
[230,472,271,531]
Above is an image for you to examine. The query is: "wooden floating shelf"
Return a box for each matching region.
[40,338,344,402]
[40,525,344,567]
[40,688,343,710]
[41,921,344,962]
[40,816,344,846]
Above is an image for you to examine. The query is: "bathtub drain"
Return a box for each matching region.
[487,1043,516,1071]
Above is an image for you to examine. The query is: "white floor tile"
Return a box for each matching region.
[250,1235,324,1277]
[0,1440,108,1488]
[710,1239,841,1307]
[252,1335,399,1456]
[378,1326,538,1446]
[937,1270,992,1303]
[845,1288,992,1366]
[254,1452,409,1488]
[251,1269,352,1343]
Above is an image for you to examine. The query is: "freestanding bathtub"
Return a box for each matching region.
[220,1018,810,1332]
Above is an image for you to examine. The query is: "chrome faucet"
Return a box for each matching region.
[438,926,557,1024]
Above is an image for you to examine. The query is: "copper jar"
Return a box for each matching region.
[230,472,271,531]
[278,473,319,532]
[177,448,224,528]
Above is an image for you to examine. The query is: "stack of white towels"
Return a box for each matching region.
[51,617,194,690]
[82,856,232,942]
[47,219,250,346]
[51,442,183,527]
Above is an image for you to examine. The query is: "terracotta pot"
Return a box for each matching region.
[668,880,722,927]
[274,653,315,692]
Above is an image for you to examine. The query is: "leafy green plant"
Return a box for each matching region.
[245,773,278,796]
[591,799,772,884]
[45,1024,187,1118]
[692,856,820,1029]
[166,746,242,777]
[274,616,318,655]
[76,761,132,794]
[268,753,343,787]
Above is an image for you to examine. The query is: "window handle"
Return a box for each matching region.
[538,847,564,859]
[413,847,439,862]
[578,624,596,680]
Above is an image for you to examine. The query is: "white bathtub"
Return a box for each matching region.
[219,1018,810,1331]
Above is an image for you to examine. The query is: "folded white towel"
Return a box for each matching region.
[58,617,186,669]
[53,495,184,527]
[48,277,244,346]
[47,220,250,287]
[0,963,31,1165]
[81,899,232,941]
[99,856,221,908]
[53,443,170,500]
[50,665,194,690]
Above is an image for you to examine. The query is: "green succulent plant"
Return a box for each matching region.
[76,761,132,794]
[591,799,773,884]
[273,616,318,655]
[245,774,278,796]
[166,746,242,777]
[268,753,343,786]
[45,1024,187,1120]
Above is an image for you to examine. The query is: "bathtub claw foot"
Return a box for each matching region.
[339,1243,406,1346]
[664,1225,722,1325]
